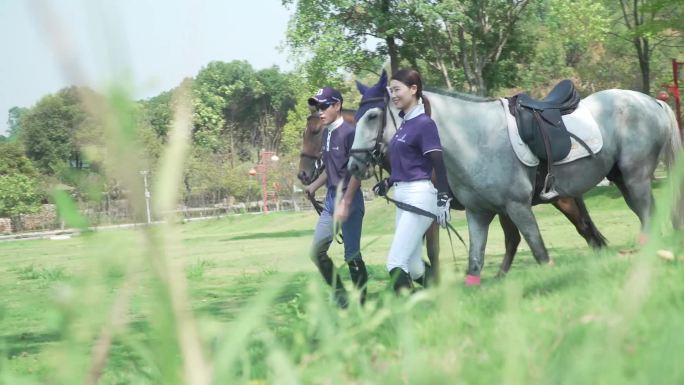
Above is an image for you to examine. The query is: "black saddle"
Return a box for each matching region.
[517,79,580,113]
[508,79,580,162]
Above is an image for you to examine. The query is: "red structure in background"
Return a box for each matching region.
[248,149,279,213]
[661,59,684,138]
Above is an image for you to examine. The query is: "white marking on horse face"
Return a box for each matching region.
[353,107,383,150]
[349,107,384,176]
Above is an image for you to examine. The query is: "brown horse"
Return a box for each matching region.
[297,107,357,185]
[298,106,608,280]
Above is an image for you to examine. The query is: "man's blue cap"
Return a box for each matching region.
[307,87,343,106]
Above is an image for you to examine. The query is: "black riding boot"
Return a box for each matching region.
[348,259,368,305]
[389,267,413,294]
[316,255,348,308]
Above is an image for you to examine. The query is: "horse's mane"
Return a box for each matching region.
[424,87,497,103]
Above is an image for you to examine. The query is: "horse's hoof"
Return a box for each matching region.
[495,270,507,279]
[465,274,481,286]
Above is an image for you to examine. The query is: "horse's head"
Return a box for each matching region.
[349,70,393,180]
[298,106,325,185]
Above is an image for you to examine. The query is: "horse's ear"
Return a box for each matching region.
[356,80,369,95]
[379,69,388,87]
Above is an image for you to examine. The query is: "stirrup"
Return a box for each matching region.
[539,173,559,200]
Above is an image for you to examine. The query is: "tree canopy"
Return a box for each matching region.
[4,0,682,211]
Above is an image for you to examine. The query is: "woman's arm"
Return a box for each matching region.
[428,150,452,227]
[428,151,450,195]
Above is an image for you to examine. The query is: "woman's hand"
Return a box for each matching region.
[372,178,391,196]
[436,192,452,228]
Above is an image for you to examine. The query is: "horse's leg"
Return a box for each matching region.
[424,221,440,285]
[505,202,552,266]
[423,171,440,285]
[552,197,608,249]
[465,210,496,285]
[610,173,654,241]
[497,214,521,278]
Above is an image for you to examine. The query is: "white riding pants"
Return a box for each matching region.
[386,180,438,280]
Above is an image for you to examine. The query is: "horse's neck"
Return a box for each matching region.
[426,92,503,138]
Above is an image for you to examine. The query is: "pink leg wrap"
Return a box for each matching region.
[465,274,481,286]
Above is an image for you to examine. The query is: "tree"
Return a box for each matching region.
[18,87,89,174]
[192,61,299,158]
[0,141,43,229]
[281,98,313,155]
[0,173,42,229]
[0,141,39,178]
[511,0,610,94]
[251,67,298,152]
[421,0,532,95]
[192,60,261,154]
[283,0,402,84]
[283,0,535,95]
[139,90,174,139]
[611,0,684,94]
[7,106,28,140]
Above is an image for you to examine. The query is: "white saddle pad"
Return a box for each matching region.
[500,98,603,167]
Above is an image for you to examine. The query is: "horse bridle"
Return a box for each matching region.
[298,152,324,188]
[349,95,398,179]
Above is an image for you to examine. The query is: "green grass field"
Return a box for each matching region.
[1,183,683,385]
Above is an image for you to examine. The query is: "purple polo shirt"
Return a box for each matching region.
[388,104,442,183]
[321,118,355,190]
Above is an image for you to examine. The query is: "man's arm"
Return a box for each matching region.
[340,176,361,206]
[335,175,361,223]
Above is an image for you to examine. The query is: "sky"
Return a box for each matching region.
[0,0,293,135]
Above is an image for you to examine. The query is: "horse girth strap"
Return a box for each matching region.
[382,195,467,261]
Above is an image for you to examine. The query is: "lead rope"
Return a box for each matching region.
[370,162,467,262]
[383,194,466,262]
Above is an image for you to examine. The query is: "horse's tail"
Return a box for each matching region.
[657,99,684,228]
[658,100,683,169]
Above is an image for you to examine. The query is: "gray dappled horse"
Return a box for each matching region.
[348,71,683,281]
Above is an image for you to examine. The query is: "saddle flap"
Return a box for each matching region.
[516,108,572,162]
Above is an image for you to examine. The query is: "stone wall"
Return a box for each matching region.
[20,204,58,231]
[0,218,12,234]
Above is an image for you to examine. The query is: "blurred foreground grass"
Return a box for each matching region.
[1,180,683,384]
